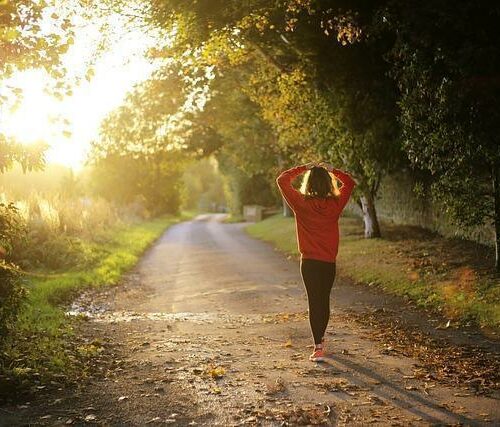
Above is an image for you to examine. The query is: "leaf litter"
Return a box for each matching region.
[338,308,499,395]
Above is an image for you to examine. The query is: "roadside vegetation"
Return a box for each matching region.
[0,160,216,398]
[0,203,191,398]
[247,214,500,331]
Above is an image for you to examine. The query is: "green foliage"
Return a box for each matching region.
[0,0,74,80]
[382,0,500,228]
[94,74,187,157]
[0,203,28,343]
[0,202,25,256]
[89,153,185,216]
[91,71,197,216]
[0,265,27,345]
[190,71,284,213]
[181,157,226,212]
[0,136,48,174]
[143,0,404,237]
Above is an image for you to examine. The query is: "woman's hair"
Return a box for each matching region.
[300,166,340,199]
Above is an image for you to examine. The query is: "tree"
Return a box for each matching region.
[0,0,73,80]
[0,0,75,173]
[382,0,500,270]
[144,0,404,237]
[90,69,198,215]
[192,71,285,214]
[0,135,48,173]
[89,151,185,215]
[0,1,76,341]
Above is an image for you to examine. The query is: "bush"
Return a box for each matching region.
[0,263,27,343]
[0,203,27,345]
[7,195,122,270]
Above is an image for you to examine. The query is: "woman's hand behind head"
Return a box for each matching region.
[305,162,318,170]
[318,161,334,172]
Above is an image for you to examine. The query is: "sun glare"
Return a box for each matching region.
[0,9,160,171]
[1,72,57,145]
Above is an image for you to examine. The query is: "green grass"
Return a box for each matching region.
[2,213,193,389]
[246,214,500,330]
[223,213,244,223]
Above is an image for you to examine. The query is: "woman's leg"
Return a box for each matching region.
[300,259,336,345]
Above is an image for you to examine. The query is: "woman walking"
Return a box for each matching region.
[276,161,356,362]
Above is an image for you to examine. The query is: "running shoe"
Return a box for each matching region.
[309,348,326,362]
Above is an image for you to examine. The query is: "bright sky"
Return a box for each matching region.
[0,5,160,170]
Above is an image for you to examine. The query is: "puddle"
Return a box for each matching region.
[66,296,309,325]
[66,306,263,325]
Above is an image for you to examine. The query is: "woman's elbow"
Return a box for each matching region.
[276,175,286,186]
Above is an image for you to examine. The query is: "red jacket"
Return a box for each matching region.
[276,165,356,263]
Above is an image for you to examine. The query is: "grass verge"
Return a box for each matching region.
[1,213,192,396]
[223,213,244,223]
[246,214,500,331]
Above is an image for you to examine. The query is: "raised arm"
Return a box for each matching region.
[331,168,356,211]
[276,164,308,212]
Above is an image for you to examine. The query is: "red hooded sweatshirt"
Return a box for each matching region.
[276,165,356,263]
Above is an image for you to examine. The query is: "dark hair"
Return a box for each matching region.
[301,166,339,199]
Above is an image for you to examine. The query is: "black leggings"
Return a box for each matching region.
[300,258,336,345]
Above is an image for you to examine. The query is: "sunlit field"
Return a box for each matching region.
[0,0,499,424]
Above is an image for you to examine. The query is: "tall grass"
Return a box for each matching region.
[0,191,152,270]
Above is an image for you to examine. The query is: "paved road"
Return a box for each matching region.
[2,214,498,426]
[125,213,307,315]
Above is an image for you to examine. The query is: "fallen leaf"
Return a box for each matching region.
[207,366,225,379]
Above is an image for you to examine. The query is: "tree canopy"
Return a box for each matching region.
[3,0,498,269]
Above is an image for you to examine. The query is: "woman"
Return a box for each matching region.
[276,161,356,362]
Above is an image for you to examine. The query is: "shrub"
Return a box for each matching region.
[0,263,27,343]
[0,203,27,345]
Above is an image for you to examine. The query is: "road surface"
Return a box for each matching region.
[2,214,498,426]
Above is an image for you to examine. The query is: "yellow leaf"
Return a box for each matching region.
[3,27,19,42]
[208,366,225,378]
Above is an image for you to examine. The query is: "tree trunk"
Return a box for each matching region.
[493,165,500,272]
[360,192,381,238]
[282,197,294,217]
